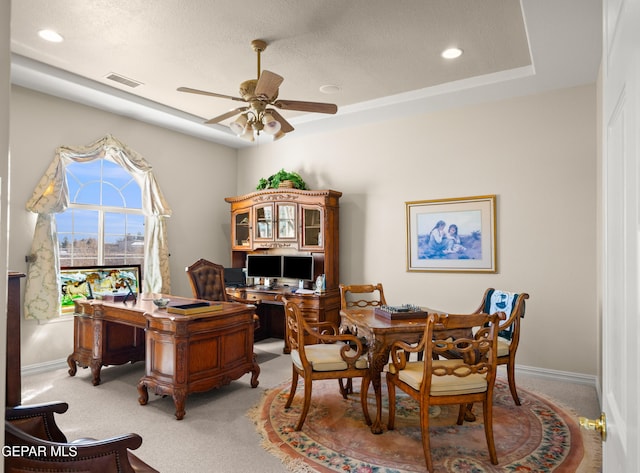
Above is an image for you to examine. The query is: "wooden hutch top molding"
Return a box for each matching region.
[224,188,343,205]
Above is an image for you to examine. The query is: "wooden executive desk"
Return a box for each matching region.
[226,285,340,352]
[67,294,260,420]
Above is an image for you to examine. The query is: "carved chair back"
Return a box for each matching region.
[339,283,387,310]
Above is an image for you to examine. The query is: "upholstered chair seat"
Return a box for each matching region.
[291,343,369,372]
[387,359,488,395]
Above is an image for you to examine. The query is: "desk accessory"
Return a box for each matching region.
[167,302,222,315]
[374,304,427,320]
[153,298,170,308]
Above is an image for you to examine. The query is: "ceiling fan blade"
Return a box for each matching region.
[177,86,244,102]
[255,70,284,99]
[205,107,249,124]
[274,99,338,114]
[268,109,295,133]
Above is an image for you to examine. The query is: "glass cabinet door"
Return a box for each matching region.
[276,203,297,240]
[301,206,323,249]
[254,204,274,241]
[231,210,251,248]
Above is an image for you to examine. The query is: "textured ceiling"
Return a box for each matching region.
[10,0,602,148]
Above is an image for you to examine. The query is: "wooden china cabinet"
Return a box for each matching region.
[225,189,341,349]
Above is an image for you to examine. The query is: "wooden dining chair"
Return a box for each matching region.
[282,296,371,430]
[386,311,505,472]
[338,283,386,395]
[472,288,529,405]
[339,283,387,309]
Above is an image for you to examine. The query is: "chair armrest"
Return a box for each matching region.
[310,330,368,362]
[5,401,69,419]
[6,401,69,442]
[306,320,339,338]
[5,421,158,473]
[389,338,425,371]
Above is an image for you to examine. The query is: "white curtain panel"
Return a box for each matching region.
[24,134,172,320]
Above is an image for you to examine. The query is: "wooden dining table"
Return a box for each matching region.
[339,306,434,433]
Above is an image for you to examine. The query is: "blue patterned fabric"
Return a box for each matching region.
[483,289,522,341]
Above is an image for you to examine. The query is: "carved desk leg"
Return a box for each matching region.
[66,354,78,377]
[250,354,260,388]
[137,381,149,406]
[90,360,102,386]
[172,387,187,421]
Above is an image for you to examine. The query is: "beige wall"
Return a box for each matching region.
[9,86,237,366]
[237,84,598,376]
[8,82,598,377]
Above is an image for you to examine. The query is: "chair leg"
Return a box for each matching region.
[456,403,475,424]
[506,359,521,405]
[456,404,466,425]
[419,398,434,473]
[285,369,299,409]
[386,373,396,430]
[295,377,313,431]
[482,400,499,465]
[360,376,372,426]
[338,378,352,399]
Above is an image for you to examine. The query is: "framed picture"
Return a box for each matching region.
[59,264,141,313]
[406,195,497,273]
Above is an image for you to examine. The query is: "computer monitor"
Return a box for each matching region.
[224,267,246,287]
[282,255,314,281]
[246,254,282,278]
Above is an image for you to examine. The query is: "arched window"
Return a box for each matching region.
[57,159,145,267]
[24,135,172,320]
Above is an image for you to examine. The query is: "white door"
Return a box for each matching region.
[602,0,640,470]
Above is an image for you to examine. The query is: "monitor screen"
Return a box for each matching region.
[246,255,282,278]
[282,255,314,281]
[224,267,246,287]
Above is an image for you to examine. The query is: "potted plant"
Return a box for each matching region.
[256,169,308,190]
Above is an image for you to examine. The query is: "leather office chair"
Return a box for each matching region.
[186,258,260,327]
[5,401,159,473]
[186,258,231,301]
[472,288,529,405]
[282,297,371,430]
[386,311,505,472]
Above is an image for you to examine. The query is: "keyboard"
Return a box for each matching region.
[295,288,315,295]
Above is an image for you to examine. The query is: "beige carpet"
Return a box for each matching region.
[19,339,601,473]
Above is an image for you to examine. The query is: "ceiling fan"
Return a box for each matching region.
[177,39,338,141]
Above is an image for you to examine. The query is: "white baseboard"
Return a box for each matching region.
[513,363,598,387]
[23,358,599,389]
[22,358,70,376]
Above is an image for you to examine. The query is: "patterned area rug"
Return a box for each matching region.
[248,378,601,473]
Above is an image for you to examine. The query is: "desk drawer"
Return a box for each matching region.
[247,292,280,302]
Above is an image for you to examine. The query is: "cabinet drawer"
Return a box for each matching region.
[247,292,280,303]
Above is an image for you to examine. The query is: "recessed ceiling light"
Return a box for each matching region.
[38,29,64,43]
[319,84,341,94]
[441,47,463,59]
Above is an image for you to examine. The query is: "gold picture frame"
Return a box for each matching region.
[406,195,497,273]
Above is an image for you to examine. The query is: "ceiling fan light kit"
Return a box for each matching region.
[178,39,338,142]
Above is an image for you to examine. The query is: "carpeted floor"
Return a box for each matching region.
[250,378,602,473]
[19,339,601,472]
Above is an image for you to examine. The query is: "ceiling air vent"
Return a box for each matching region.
[105,73,143,88]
